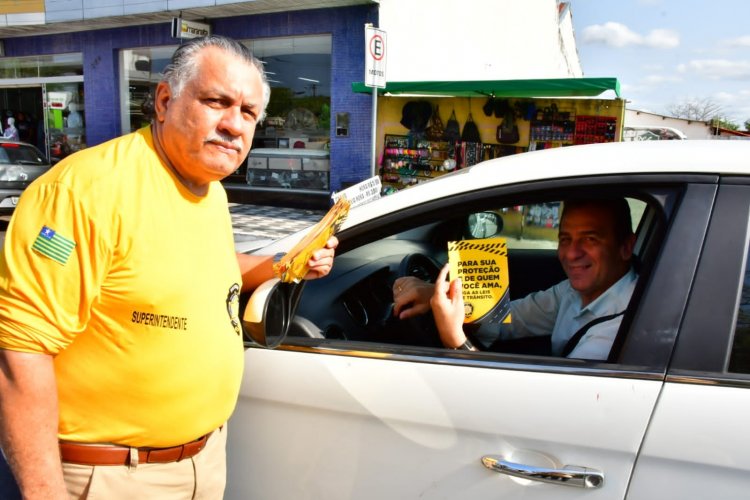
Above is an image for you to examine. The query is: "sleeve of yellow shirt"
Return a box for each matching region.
[0,180,109,354]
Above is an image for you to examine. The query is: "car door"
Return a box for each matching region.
[225,177,715,500]
[626,180,750,499]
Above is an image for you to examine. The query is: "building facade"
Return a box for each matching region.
[0,1,589,207]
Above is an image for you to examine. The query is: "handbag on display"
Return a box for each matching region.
[461,111,481,143]
[443,109,461,143]
[425,104,445,141]
[496,111,520,144]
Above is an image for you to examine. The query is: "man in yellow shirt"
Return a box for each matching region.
[0,35,337,499]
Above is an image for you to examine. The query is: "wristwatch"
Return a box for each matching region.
[456,338,477,351]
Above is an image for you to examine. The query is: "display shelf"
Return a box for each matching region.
[574,115,617,144]
[530,119,575,143]
[380,134,452,191]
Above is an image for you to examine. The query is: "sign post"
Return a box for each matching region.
[364,24,387,177]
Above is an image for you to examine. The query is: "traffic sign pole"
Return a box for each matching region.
[364,24,386,177]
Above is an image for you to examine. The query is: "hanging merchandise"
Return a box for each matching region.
[496,109,520,144]
[482,97,496,117]
[464,142,482,167]
[399,101,432,133]
[443,109,461,143]
[493,99,511,118]
[425,104,445,141]
[461,108,481,143]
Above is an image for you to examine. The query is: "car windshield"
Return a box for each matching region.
[0,144,46,165]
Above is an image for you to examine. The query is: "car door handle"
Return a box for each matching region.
[481,455,604,489]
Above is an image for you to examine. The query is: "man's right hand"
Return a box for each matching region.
[392,276,435,319]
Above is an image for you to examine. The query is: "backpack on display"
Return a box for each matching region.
[443,109,461,143]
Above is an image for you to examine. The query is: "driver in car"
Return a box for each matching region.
[392,197,637,360]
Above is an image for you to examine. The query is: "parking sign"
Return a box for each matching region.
[365,25,386,88]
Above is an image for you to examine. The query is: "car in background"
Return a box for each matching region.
[0,139,51,214]
[623,125,687,141]
[233,139,750,499]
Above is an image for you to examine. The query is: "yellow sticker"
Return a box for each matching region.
[448,238,511,324]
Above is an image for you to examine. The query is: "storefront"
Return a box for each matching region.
[0,53,85,163]
[353,78,623,193]
[0,5,377,208]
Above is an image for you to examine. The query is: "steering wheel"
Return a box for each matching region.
[391,253,444,347]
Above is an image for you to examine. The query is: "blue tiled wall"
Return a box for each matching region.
[3,4,378,192]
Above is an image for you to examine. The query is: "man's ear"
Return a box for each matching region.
[153,81,172,123]
[620,232,636,261]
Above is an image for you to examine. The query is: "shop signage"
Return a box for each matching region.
[47,91,71,110]
[364,25,387,88]
[171,18,211,40]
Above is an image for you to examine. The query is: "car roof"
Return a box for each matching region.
[256,140,750,254]
[343,140,750,228]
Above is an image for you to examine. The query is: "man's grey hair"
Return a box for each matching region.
[158,35,271,122]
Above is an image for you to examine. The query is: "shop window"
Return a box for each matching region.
[119,46,174,133]
[0,54,84,161]
[120,35,332,191]
[0,53,82,80]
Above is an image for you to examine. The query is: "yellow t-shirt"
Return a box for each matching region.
[0,127,244,447]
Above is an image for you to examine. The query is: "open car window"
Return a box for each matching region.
[285,183,671,368]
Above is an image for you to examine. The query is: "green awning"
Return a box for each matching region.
[352,77,620,98]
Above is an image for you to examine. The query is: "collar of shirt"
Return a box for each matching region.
[572,267,638,320]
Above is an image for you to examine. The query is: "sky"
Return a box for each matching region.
[570,0,750,126]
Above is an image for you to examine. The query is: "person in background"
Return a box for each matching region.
[15,112,32,143]
[393,198,636,360]
[0,34,337,499]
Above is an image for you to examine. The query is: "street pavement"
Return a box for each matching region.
[229,203,326,250]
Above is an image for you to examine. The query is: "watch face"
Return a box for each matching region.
[467,212,501,239]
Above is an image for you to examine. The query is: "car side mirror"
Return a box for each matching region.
[242,278,305,348]
[467,211,503,239]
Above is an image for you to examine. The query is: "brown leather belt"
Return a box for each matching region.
[59,432,212,466]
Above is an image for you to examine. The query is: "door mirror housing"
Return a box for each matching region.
[242,278,305,348]
[467,211,503,239]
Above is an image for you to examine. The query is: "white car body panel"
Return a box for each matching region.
[227,140,750,498]
[626,382,750,499]
[226,348,662,499]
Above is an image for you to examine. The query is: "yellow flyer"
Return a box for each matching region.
[447,238,511,324]
[272,196,350,283]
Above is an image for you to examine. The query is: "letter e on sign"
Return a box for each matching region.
[364,26,387,88]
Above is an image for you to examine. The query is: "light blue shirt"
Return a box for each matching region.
[487,268,637,360]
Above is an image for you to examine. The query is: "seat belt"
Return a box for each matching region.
[561,311,625,357]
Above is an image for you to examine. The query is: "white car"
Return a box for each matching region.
[227,140,750,499]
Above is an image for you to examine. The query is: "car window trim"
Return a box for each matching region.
[255,339,667,381]
[669,182,750,376]
[336,174,716,254]
[281,174,718,375]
